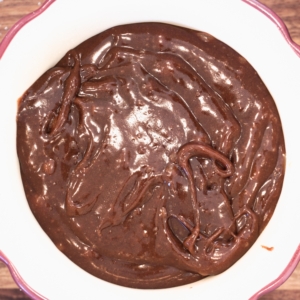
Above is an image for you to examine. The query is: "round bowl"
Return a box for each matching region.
[0,1,299,299]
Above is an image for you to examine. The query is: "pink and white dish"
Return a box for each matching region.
[0,1,299,299]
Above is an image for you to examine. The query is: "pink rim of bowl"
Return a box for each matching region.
[0,1,299,299]
[0,0,55,60]
[0,251,47,300]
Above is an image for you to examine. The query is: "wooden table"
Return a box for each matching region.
[0,1,299,299]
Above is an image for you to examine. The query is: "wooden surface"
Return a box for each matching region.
[0,0,299,299]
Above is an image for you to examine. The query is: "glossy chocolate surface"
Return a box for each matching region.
[17,23,285,288]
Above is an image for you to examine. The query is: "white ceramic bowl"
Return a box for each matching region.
[0,1,299,299]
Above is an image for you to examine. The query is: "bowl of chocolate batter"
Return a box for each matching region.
[0,1,299,299]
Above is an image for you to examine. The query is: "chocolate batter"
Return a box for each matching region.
[17,23,285,288]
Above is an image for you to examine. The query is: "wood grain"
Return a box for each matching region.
[0,288,31,300]
[0,0,299,299]
[260,290,300,300]
[0,1,41,42]
[260,0,300,45]
[0,262,18,289]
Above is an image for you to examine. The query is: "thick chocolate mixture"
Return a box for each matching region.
[17,23,285,288]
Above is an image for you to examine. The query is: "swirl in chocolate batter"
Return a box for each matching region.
[17,23,285,288]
